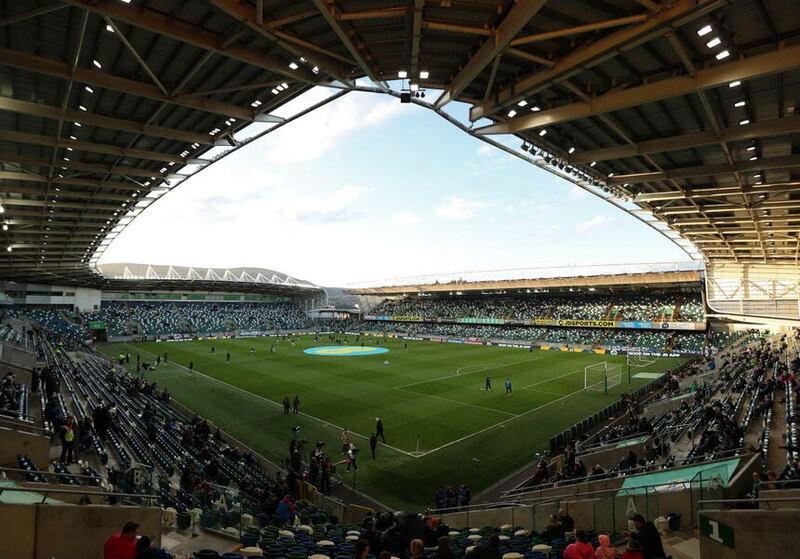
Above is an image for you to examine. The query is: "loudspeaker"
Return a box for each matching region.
[400,92,411,103]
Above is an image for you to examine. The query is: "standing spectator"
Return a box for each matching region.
[104,522,139,559]
[59,415,76,463]
[436,536,456,559]
[559,508,575,532]
[292,395,300,415]
[283,396,291,415]
[620,538,644,559]
[629,514,664,559]
[457,483,471,508]
[541,514,564,542]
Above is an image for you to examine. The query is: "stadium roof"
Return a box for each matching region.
[0,0,798,286]
[98,262,317,287]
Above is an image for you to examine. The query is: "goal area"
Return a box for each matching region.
[584,362,623,394]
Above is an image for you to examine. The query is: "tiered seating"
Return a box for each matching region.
[358,321,705,353]
[1,305,88,342]
[370,290,703,322]
[96,301,312,336]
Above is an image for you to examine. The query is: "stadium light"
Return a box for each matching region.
[398,70,408,78]
[739,119,750,125]
[289,62,299,70]
[84,86,93,93]
[715,50,730,60]
[590,161,597,167]
[749,155,758,161]
[531,105,541,112]
[410,83,420,92]
[1,224,7,232]
[420,71,429,79]
[734,100,746,107]
[568,146,576,154]
[93,59,102,68]
[507,109,517,117]
[706,37,721,48]
[729,80,741,87]
[105,25,114,33]
[697,24,713,37]
[5,246,10,252]
[517,99,528,107]
[538,129,547,136]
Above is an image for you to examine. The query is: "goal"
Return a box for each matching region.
[584,362,623,394]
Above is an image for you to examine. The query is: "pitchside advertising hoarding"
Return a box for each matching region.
[362,315,704,331]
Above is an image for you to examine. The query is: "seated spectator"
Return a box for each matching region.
[595,534,616,559]
[563,530,595,559]
[541,514,565,542]
[410,539,425,559]
[104,522,139,559]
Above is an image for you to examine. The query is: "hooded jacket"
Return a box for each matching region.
[563,541,595,559]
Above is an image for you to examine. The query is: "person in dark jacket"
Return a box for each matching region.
[558,508,575,532]
[629,514,665,559]
[541,514,565,542]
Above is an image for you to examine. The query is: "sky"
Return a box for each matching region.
[98,87,693,287]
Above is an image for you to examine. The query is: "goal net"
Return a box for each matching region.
[584,362,623,394]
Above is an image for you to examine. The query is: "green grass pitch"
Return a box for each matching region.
[100,334,687,510]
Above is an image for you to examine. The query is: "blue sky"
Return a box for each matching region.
[99,88,692,286]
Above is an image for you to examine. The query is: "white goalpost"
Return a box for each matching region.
[584,362,623,394]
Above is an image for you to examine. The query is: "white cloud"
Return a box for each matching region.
[256,89,404,165]
[568,185,591,201]
[434,197,488,221]
[476,144,496,157]
[390,212,420,227]
[575,214,614,233]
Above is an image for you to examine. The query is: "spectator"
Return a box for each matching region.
[620,538,643,559]
[436,536,456,559]
[595,534,616,559]
[563,530,595,559]
[104,522,139,559]
[629,514,664,559]
[354,539,370,559]
[134,536,168,559]
[559,508,575,532]
[59,415,76,463]
[541,513,565,542]
[410,539,425,559]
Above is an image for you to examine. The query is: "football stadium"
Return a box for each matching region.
[0,1,798,558]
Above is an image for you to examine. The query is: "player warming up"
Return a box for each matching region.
[484,375,492,391]
[505,377,512,396]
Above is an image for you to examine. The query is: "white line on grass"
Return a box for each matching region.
[116,343,418,458]
[393,387,519,418]
[394,354,548,390]
[416,386,586,457]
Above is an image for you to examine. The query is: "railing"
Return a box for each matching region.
[434,467,728,532]
[0,485,159,506]
[0,466,102,485]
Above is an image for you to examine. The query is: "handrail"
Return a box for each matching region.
[0,466,102,482]
[0,485,159,505]
[698,497,800,510]
[501,446,746,500]
[0,415,49,434]
[432,458,738,516]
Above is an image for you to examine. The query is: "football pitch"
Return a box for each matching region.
[100,334,688,510]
